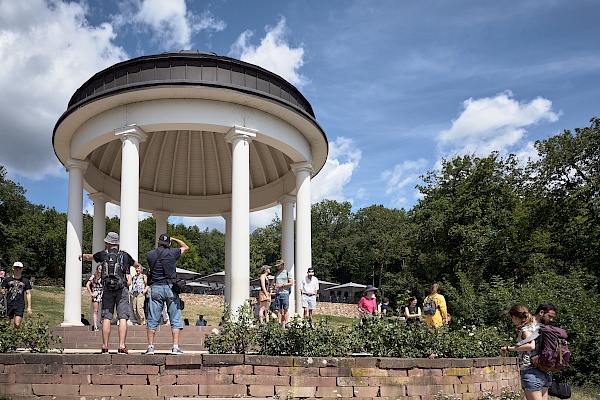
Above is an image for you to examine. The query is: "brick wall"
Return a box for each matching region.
[0,353,520,399]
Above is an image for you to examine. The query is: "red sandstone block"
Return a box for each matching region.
[320,367,352,377]
[148,374,177,385]
[0,383,32,396]
[219,364,254,374]
[128,364,159,374]
[407,368,422,376]
[202,353,244,365]
[460,375,486,384]
[388,369,408,377]
[80,384,121,396]
[380,385,408,398]
[315,386,355,398]
[73,364,128,374]
[450,359,475,368]
[32,384,80,396]
[159,384,199,397]
[249,384,276,397]
[16,374,58,384]
[92,374,147,385]
[121,384,158,397]
[352,386,380,397]
[178,373,233,385]
[164,354,202,366]
[353,358,378,368]
[0,373,15,384]
[5,364,45,374]
[236,374,289,385]
[280,366,320,376]
[276,385,316,398]
[254,365,279,375]
[337,376,369,386]
[198,384,247,396]
[46,364,73,374]
[60,374,91,385]
[481,381,498,391]
[367,376,409,386]
[380,358,417,369]
[291,376,337,387]
[422,368,444,376]
[407,376,460,386]
[245,354,294,366]
[407,384,454,396]
[164,366,218,375]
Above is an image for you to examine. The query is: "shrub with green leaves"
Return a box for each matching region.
[0,314,61,353]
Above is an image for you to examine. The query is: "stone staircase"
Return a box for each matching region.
[49,324,215,353]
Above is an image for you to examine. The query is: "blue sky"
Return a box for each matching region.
[1,0,599,231]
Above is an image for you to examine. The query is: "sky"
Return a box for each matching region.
[1,0,599,232]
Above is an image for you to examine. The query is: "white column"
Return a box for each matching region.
[115,125,147,260]
[88,192,108,324]
[291,162,313,317]
[279,195,296,314]
[62,158,88,327]
[222,212,232,305]
[153,211,170,245]
[225,126,257,315]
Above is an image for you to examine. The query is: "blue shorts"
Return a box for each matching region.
[146,285,183,330]
[521,368,550,391]
[272,293,289,311]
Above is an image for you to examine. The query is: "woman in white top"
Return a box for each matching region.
[86,265,103,331]
[500,304,549,400]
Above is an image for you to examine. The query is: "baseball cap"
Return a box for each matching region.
[104,232,120,245]
[158,233,171,246]
[261,265,271,272]
[275,259,285,266]
[307,268,314,274]
[13,261,24,269]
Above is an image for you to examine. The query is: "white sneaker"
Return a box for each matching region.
[144,346,154,355]
[171,346,183,355]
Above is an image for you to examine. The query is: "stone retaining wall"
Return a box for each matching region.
[0,353,520,399]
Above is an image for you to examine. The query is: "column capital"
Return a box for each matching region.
[152,210,171,220]
[225,125,257,143]
[278,195,296,205]
[87,192,109,204]
[115,124,148,143]
[65,158,88,172]
[291,161,314,175]
[221,211,231,219]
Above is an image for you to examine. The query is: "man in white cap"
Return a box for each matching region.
[1,261,32,329]
[300,267,319,319]
[80,232,140,354]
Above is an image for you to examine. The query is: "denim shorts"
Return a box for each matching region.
[272,292,289,311]
[146,285,183,330]
[521,368,550,391]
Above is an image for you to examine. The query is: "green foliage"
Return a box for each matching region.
[436,387,522,400]
[0,315,62,353]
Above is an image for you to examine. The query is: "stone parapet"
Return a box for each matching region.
[0,353,520,399]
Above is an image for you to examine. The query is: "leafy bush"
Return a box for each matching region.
[0,314,62,353]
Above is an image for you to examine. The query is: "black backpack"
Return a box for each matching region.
[423,296,437,315]
[101,250,125,291]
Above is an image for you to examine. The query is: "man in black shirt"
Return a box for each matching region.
[80,232,140,354]
[1,261,32,329]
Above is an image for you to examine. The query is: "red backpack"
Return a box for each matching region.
[533,325,571,373]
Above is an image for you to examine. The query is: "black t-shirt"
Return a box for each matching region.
[2,276,32,307]
[93,248,135,285]
[146,247,181,285]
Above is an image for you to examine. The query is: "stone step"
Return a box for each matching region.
[49,325,216,352]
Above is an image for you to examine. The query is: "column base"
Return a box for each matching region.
[60,321,84,327]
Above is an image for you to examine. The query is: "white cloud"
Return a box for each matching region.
[437,91,560,157]
[229,16,307,87]
[130,0,225,50]
[382,158,428,209]
[0,0,128,180]
[311,137,361,204]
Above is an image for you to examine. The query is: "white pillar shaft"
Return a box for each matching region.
[223,213,232,305]
[117,127,146,259]
[89,194,107,267]
[226,127,255,314]
[63,159,87,326]
[153,211,169,245]
[294,166,312,316]
[280,198,296,314]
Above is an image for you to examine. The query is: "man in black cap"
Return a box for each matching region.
[80,232,140,354]
[145,233,189,355]
[300,267,319,319]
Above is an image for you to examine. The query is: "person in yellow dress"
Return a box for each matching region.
[423,283,449,328]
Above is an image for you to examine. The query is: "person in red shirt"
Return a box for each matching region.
[357,285,377,327]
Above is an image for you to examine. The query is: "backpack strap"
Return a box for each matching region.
[516,329,540,346]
